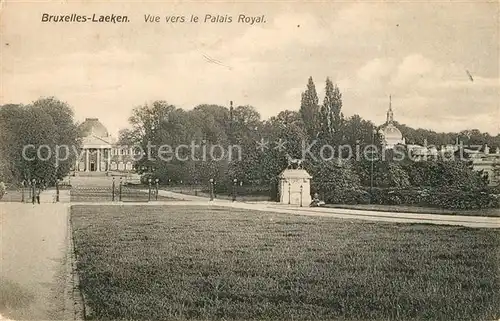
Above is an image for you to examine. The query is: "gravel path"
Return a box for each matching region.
[151,190,500,229]
[0,202,80,320]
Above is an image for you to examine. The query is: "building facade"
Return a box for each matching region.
[74,118,137,173]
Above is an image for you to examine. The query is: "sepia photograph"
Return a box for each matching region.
[0,1,499,320]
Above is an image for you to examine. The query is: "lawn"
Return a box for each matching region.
[71,205,500,321]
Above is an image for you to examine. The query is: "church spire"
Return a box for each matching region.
[386,95,394,124]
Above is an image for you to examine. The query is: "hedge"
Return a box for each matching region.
[365,187,500,210]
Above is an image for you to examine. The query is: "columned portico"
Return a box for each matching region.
[74,118,137,174]
[97,149,101,171]
[85,150,90,172]
[80,148,112,172]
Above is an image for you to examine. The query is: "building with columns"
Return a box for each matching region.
[75,118,137,173]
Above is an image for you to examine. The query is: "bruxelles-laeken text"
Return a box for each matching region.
[42,14,129,23]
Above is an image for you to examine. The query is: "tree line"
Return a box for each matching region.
[1,78,499,209]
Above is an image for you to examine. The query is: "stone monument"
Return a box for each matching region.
[278,158,312,206]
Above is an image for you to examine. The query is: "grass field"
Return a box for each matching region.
[71,205,500,321]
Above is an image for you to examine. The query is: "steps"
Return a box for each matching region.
[74,171,110,177]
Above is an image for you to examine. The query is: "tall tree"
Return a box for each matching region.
[299,77,320,139]
[319,78,343,142]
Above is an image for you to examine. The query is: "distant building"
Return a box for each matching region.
[379,96,405,149]
[375,98,500,185]
[74,118,137,173]
[464,145,500,186]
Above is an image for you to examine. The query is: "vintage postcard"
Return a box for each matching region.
[1,1,499,320]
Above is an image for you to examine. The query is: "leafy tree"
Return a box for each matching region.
[0,98,79,185]
[227,105,262,183]
[32,97,80,179]
[250,110,309,186]
[299,77,320,139]
[123,101,194,176]
[308,159,365,204]
[190,104,230,145]
[342,114,378,150]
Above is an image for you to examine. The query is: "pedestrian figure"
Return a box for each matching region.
[36,187,41,204]
[310,193,325,207]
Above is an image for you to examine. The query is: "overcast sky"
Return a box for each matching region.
[1,1,499,136]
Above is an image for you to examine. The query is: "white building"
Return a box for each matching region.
[74,118,138,173]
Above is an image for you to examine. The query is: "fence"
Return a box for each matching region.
[70,179,171,203]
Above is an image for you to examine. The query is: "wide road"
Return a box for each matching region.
[0,202,73,320]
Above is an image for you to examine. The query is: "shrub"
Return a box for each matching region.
[488,194,500,208]
[322,188,367,205]
[0,182,5,200]
[310,159,363,204]
[365,186,498,210]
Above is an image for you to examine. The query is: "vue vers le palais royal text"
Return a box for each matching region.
[41,13,267,25]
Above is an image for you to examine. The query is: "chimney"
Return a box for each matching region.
[484,144,490,154]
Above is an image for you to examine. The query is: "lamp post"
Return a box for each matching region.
[21,180,25,203]
[119,177,123,201]
[370,128,377,204]
[54,164,59,202]
[148,178,152,201]
[155,178,159,200]
[288,182,291,205]
[31,179,36,204]
[28,180,32,201]
[232,178,237,202]
[56,179,60,202]
[112,177,115,201]
[209,178,214,201]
